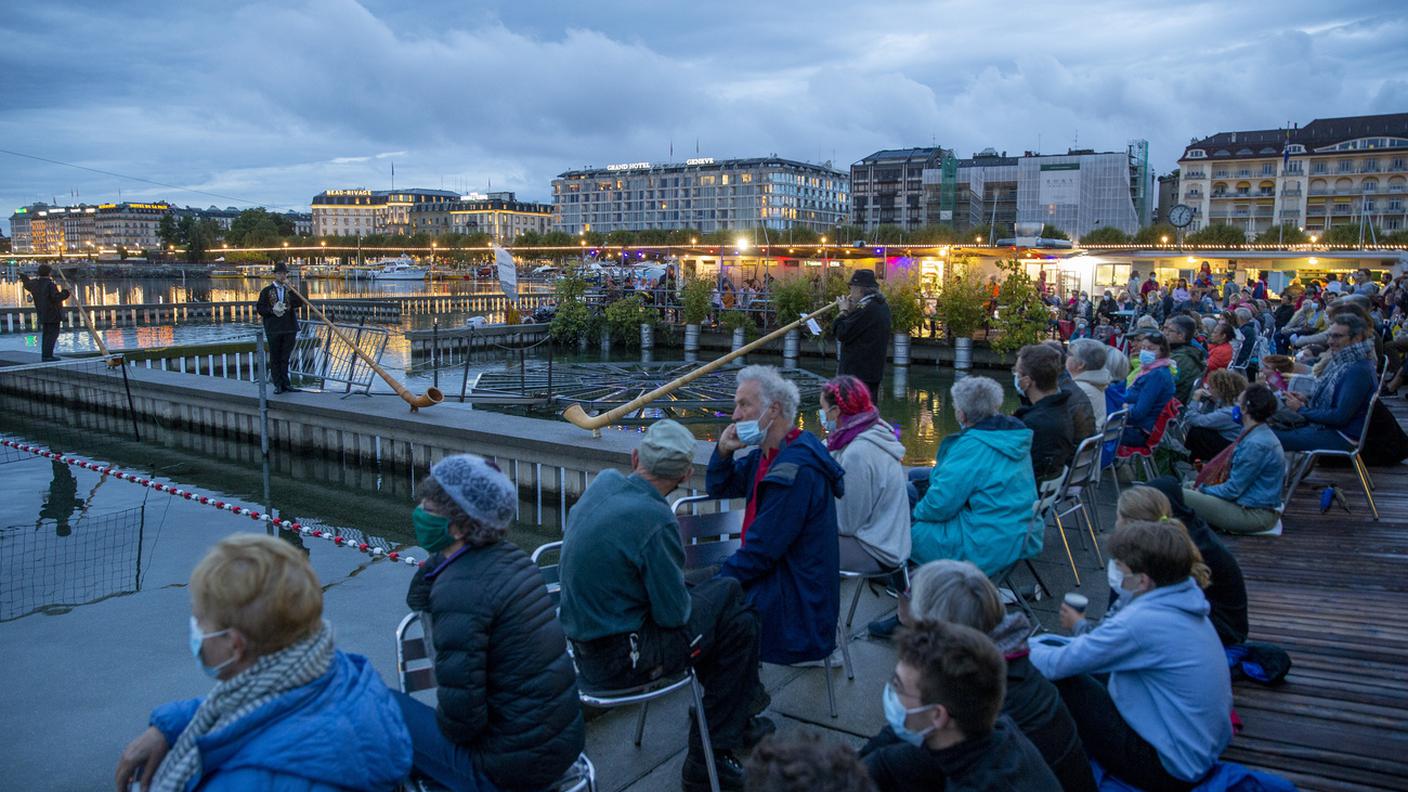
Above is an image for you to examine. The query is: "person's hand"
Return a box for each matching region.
[1284,392,1305,412]
[836,295,851,313]
[1058,603,1084,633]
[717,423,744,456]
[115,726,169,792]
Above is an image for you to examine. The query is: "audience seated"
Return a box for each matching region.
[860,620,1060,792]
[1013,344,1076,481]
[1184,383,1286,535]
[708,365,842,667]
[1204,321,1234,373]
[910,376,1037,576]
[1122,331,1177,448]
[399,455,585,792]
[115,534,413,792]
[1031,520,1232,791]
[1067,338,1111,430]
[1163,315,1207,406]
[562,420,768,792]
[746,733,877,792]
[1274,314,1377,453]
[1104,347,1131,417]
[818,375,912,573]
[1046,340,1097,441]
[1230,307,1260,374]
[1183,369,1249,462]
[905,560,1096,792]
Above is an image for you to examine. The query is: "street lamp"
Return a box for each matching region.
[1160,235,1169,245]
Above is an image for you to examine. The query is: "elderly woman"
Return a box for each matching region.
[910,376,1036,576]
[1184,368,1248,461]
[115,534,412,792]
[902,560,1096,792]
[819,375,911,573]
[400,454,585,792]
[1184,383,1285,535]
[1121,331,1176,448]
[1066,338,1110,430]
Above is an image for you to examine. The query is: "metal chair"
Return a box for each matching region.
[395,613,598,792]
[1052,435,1106,578]
[1098,408,1129,498]
[837,561,909,681]
[1282,366,1388,521]
[993,472,1063,631]
[1114,398,1183,482]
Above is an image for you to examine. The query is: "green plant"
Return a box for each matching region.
[770,276,818,326]
[1080,226,1129,245]
[1040,224,1070,240]
[935,256,989,338]
[549,274,595,345]
[720,309,751,335]
[882,276,924,334]
[605,295,653,346]
[1185,223,1247,246]
[991,258,1050,355]
[680,276,713,325]
[1132,223,1178,245]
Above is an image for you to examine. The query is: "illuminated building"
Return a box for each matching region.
[551,157,848,235]
[411,192,551,242]
[851,147,945,230]
[310,188,460,237]
[96,202,171,252]
[1179,113,1408,239]
[9,203,100,254]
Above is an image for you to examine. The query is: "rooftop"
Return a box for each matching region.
[1183,112,1408,159]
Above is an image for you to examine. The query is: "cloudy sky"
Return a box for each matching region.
[3,0,1406,233]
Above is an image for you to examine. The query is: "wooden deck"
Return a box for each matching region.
[1220,398,1408,791]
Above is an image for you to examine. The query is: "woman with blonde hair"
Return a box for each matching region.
[1184,368,1248,461]
[115,534,412,792]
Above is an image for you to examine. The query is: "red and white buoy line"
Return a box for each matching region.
[2,438,424,567]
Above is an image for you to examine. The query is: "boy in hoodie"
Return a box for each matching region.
[708,365,843,667]
[1031,520,1232,791]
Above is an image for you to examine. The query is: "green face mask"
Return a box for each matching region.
[413,506,455,553]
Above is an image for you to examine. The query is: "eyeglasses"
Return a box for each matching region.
[1327,331,1350,339]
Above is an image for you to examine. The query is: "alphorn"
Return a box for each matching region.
[55,269,122,367]
[562,300,840,433]
[283,283,444,411]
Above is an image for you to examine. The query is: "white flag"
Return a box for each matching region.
[494,246,518,304]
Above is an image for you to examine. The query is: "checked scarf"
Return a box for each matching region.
[1309,339,1374,413]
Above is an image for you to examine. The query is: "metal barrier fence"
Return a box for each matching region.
[291,320,388,396]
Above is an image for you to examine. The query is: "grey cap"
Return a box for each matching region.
[638,419,697,479]
[430,454,516,530]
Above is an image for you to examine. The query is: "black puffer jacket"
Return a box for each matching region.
[1014,390,1075,482]
[832,292,892,386]
[406,541,584,791]
[1004,655,1096,792]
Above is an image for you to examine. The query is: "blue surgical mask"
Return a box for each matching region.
[1012,373,1024,395]
[817,408,836,433]
[1138,349,1156,367]
[1231,405,1244,424]
[189,615,234,679]
[882,682,936,746]
[735,414,772,446]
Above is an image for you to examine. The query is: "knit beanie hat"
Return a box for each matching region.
[430,454,516,530]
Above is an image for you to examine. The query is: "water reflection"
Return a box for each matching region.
[1,502,145,622]
[0,277,547,309]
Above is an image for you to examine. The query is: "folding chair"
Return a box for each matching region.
[838,561,909,682]
[1115,398,1183,482]
[395,612,598,792]
[993,472,1062,631]
[1052,435,1106,578]
[1098,408,1129,498]
[1282,366,1387,521]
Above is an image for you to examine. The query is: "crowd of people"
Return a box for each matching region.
[113,263,1408,792]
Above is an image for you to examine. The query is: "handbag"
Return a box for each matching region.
[1194,427,1249,488]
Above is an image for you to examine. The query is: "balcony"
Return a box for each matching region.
[1307,206,1327,216]
[1252,206,1275,217]
[1308,188,1329,196]
[1281,188,1303,196]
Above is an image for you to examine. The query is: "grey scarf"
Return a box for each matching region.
[151,622,334,792]
[1309,339,1374,413]
[988,612,1032,656]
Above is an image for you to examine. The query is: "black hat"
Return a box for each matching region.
[36,263,52,277]
[848,269,878,288]
[273,261,289,274]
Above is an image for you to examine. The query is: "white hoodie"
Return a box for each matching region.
[1072,367,1111,429]
[830,421,911,567]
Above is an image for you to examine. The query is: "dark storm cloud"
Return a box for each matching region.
[2,0,1406,232]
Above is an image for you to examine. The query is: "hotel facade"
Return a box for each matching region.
[310,188,461,238]
[409,192,552,243]
[551,157,848,235]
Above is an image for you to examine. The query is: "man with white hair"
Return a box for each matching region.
[708,365,844,667]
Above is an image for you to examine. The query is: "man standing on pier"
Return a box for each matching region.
[20,264,71,361]
[832,269,891,400]
[256,261,305,393]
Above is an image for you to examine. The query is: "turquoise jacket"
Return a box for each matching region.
[910,416,1038,576]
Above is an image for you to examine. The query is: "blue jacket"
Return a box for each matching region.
[1202,423,1284,510]
[910,415,1038,577]
[708,430,843,665]
[150,651,412,792]
[1301,358,1376,440]
[1124,366,1175,432]
[1030,579,1232,782]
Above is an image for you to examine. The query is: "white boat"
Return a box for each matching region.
[367,255,428,281]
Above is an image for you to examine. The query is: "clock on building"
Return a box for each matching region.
[1168,203,1195,228]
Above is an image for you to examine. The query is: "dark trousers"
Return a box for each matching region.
[392,691,501,792]
[1055,674,1196,792]
[863,380,882,403]
[572,577,761,754]
[41,322,60,361]
[267,331,295,390]
[1185,425,1232,462]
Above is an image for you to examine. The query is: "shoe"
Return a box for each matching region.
[789,648,842,668]
[742,715,777,750]
[284,386,302,393]
[682,749,746,792]
[868,615,901,640]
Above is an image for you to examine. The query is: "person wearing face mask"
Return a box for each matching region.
[114,534,412,792]
[1120,331,1177,448]
[859,620,1060,792]
[1030,521,1232,791]
[1012,344,1076,481]
[1183,368,1249,462]
[560,420,770,792]
[398,454,585,792]
[707,365,844,667]
[818,376,911,575]
[1182,383,1285,535]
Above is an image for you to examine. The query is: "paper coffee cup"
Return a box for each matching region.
[1064,592,1089,613]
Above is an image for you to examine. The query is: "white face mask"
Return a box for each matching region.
[817,407,837,432]
[1012,373,1024,395]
